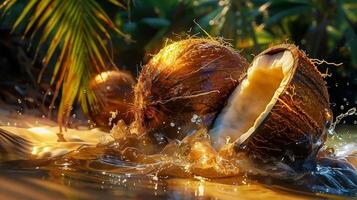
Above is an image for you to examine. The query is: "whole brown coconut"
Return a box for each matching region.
[134,39,248,146]
[89,70,135,129]
[211,44,332,168]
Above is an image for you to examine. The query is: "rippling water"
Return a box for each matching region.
[0,117,356,199]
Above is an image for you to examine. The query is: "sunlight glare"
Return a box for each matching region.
[28,127,53,135]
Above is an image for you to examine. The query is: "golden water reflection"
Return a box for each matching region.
[0,121,356,199]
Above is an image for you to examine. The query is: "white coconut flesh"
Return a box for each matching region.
[210,50,294,149]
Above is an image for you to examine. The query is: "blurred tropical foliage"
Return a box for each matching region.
[0,0,130,129]
[0,0,356,125]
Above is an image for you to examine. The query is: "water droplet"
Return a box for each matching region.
[170,122,175,127]
[152,175,159,181]
[191,114,198,122]
[346,107,356,116]
[340,105,344,110]
[72,114,76,118]
[328,107,356,135]
[225,136,231,144]
[343,98,347,102]
[335,83,339,87]
[42,115,46,118]
[17,99,21,104]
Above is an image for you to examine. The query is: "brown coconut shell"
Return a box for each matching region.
[88,70,135,129]
[134,39,248,145]
[216,44,332,167]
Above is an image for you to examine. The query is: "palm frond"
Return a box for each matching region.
[1,0,130,131]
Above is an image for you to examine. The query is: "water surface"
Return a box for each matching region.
[0,117,356,199]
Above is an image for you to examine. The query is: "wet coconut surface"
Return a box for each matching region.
[0,41,356,199]
[211,44,332,168]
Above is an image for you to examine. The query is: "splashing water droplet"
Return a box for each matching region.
[328,107,356,135]
[346,107,356,116]
[190,114,202,124]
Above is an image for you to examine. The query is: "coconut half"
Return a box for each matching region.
[211,44,332,166]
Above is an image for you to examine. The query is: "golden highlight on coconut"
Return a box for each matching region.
[134,38,248,146]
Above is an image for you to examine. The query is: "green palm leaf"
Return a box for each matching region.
[1,0,130,131]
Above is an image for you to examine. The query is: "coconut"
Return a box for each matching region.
[89,70,135,129]
[134,39,249,145]
[210,44,332,167]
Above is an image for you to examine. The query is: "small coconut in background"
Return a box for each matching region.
[134,38,249,146]
[210,44,332,168]
[88,70,135,129]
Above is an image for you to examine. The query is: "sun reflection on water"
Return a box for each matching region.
[28,127,53,135]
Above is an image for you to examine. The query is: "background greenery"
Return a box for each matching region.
[0,0,356,125]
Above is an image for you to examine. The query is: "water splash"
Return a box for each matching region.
[328,107,356,136]
[0,114,356,197]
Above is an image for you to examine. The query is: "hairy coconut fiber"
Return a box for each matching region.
[89,71,135,129]
[211,44,332,168]
[134,39,249,145]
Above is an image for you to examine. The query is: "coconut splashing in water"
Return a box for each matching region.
[0,39,356,197]
[133,38,248,151]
